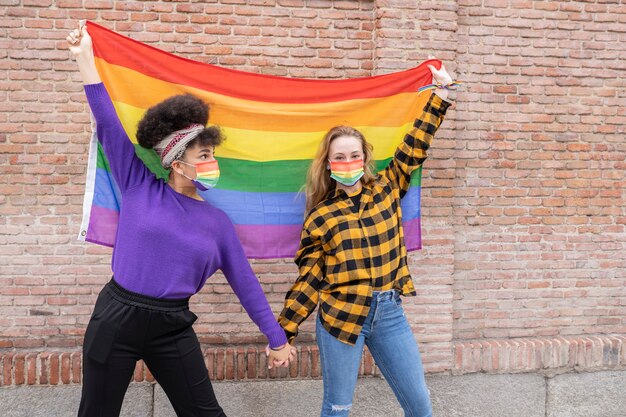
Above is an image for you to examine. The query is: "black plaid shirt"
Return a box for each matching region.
[279,93,451,345]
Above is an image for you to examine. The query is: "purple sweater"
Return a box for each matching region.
[84,83,287,348]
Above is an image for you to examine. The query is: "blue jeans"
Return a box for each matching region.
[316,290,432,417]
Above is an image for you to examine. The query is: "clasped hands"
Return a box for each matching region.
[265,343,297,369]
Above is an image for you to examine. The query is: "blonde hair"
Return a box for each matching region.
[304,126,377,213]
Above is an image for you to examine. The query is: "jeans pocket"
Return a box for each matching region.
[393,291,403,307]
[392,292,407,320]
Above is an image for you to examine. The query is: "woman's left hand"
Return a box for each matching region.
[427,55,453,100]
[427,55,453,86]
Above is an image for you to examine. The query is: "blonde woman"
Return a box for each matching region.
[278,61,455,417]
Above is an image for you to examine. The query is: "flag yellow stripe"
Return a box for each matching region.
[113,101,412,162]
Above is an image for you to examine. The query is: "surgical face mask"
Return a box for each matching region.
[328,159,364,187]
[177,160,220,191]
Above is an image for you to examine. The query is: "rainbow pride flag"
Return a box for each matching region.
[79,22,437,259]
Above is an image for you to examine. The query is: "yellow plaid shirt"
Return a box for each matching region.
[278,93,451,345]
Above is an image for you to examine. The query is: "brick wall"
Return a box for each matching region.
[452,0,625,346]
[1,0,624,384]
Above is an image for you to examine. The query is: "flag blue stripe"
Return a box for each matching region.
[199,187,421,225]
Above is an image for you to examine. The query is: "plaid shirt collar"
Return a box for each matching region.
[328,181,373,203]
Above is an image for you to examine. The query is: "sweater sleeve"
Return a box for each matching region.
[218,220,288,349]
[84,83,153,193]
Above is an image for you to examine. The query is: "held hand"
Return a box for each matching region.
[66,20,93,58]
[265,343,295,369]
[426,55,453,86]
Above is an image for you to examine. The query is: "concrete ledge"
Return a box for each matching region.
[0,384,152,417]
[431,373,546,417]
[2,371,624,417]
[547,371,626,417]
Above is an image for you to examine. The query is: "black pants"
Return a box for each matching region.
[78,279,226,417]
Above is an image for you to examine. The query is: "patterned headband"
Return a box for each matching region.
[153,124,205,168]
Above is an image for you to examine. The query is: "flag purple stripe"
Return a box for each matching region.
[234,224,303,259]
[85,205,119,248]
[403,217,422,251]
[234,217,422,259]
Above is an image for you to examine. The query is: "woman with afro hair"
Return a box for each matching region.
[67,22,294,417]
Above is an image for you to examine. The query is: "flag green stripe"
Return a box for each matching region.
[98,146,422,193]
[216,157,422,192]
[96,142,169,181]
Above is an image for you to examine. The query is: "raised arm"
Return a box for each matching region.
[381,60,454,197]
[67,21,151,192]
[67,21,100,84]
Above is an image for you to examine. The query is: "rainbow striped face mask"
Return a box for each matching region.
[178,160,220,191]
[328,159,365,187]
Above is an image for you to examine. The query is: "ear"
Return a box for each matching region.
[170,161,183,176]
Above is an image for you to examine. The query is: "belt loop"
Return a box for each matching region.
[376,289,394,301]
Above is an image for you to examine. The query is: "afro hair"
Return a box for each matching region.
[136,94,210,150]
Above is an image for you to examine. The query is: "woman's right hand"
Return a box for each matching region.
[66,20,100,84]
[66,20,93,58]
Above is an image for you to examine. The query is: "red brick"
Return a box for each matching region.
[49,353,59,385]
[71,352,81,383]
[224,348,235,380]
[297,346,309,378]
[246,347,257,379]
[310,346,320,378]
[288,349,298,378]
[3,353,14,385]
[145,365,154,382]
[215,350,225,381]
[249,350,263,379]
[59,353,71,384]
[14,354,25,385]
[26,353,37,385]
[133,361,143,382]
